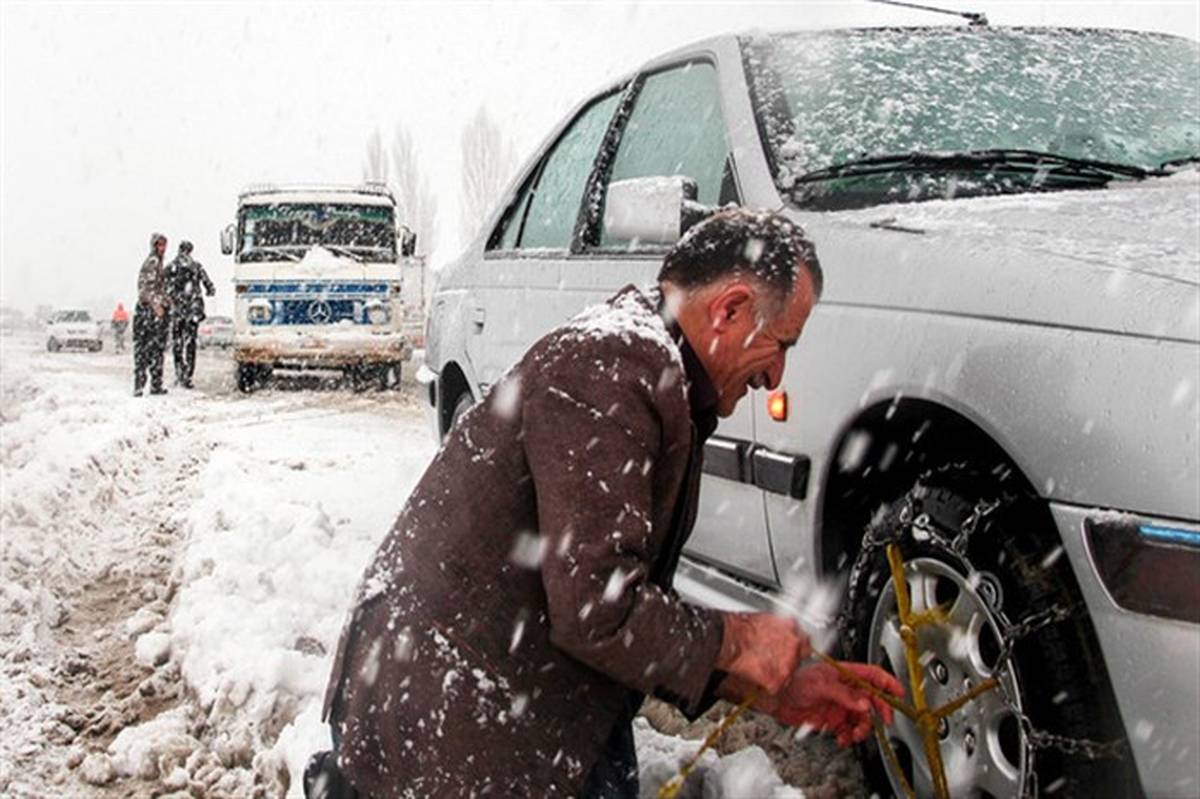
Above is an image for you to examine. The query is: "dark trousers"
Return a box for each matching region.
[581,700,640,799]
[133,306,167,392]
[171,316,199,384]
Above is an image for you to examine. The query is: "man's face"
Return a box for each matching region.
[155,240,166,256]
[697,269,817,418]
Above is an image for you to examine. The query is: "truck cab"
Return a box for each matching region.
[220,183,417,391]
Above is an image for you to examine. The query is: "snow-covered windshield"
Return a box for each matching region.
[52,310,91,323]
[742,28,1200,210]
[237,203,397,263]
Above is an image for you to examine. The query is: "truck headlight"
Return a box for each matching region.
[247,300,273,324]
[365,301,390,325]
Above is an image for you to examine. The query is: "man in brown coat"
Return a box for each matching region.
[316,209,900,798]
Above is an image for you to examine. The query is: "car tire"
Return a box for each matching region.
[47,337,60,352]
[842,464,1137,798]
[448,390,474,435]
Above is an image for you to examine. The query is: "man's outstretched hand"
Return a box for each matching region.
[772,661,904,746]
[715,612,812,695]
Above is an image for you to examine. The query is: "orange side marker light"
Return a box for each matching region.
[767,390,788,422]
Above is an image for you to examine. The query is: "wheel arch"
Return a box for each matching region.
[437,360,474,438]
[816,396,1049,576]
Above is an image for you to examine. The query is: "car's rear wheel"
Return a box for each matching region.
[842,464,1137,798]
[448,390,474,436]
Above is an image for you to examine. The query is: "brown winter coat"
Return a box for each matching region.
[323,285,725,797]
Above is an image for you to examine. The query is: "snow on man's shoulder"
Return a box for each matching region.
[553,284,682,369]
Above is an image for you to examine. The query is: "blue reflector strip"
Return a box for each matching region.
[1138,525,1200,547]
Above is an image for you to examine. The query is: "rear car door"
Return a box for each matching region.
[465,89,625,389]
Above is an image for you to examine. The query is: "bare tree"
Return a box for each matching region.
[390,125,439,256]
[459,106,518,243]
[363,128,389,184]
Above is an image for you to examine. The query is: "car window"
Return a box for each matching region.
[597,61,734,249]
[501,90,622,251]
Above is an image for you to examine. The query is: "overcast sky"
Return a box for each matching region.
[1,0,1196,317]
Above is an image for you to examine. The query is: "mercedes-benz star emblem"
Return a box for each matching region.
[307,300,333,324]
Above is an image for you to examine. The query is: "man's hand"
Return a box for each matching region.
[773,661,904,747]
[715,612,811,695]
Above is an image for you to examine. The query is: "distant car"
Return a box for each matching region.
[46,309,102,352]
[198,315,235,349]
[423,27,1200,798]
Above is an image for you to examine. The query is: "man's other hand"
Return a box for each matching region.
[773,661,904,746]
[715,612,811,695]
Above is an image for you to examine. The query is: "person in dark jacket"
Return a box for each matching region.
[315,209,900,798]
[134,233,170,396]
[165,240,215,389]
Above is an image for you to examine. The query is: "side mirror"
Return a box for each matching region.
[602,176,701,246]
[398,225,417,257]
[220,224,235,256]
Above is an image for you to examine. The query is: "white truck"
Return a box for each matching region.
[220,183,417,392]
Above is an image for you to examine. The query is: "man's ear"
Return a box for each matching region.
[708,283,755,332]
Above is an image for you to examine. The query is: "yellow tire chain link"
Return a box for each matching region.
[657,543,997,799]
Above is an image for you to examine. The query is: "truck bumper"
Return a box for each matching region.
[1054,503,1200,798]
[235,332,412,368]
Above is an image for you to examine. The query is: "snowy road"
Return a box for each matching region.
[0,330,854,798]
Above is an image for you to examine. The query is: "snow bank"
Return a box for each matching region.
[166,402,437,794]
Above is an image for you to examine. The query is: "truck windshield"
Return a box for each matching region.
[742,28,1200,210]
[237,203,397,262]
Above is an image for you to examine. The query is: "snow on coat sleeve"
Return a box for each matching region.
[521,341,724,716]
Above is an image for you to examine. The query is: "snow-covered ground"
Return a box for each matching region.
[0,329,847,798]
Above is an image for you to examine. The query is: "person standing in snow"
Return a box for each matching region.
[314,209,901,798]
[111,302,129,353]
[165,240,215,389]
[134,233,170,396]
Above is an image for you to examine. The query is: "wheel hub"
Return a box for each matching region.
[867,547,1028,798]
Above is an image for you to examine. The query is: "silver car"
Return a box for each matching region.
[423,27,1199,798]
[197,315,235,349]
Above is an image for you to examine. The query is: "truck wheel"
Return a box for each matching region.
[236,363,260,393]
[347,364,372,393]
[842,464,1136,798]
[378,362,402,391]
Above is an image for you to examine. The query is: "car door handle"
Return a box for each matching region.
[472,307,486,333]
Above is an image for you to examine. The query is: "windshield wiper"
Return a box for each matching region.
[322,245,367,262]
[793,149,1154,187]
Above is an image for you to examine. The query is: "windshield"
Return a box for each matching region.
[237,202,397,262]
[54,310,91,323]
[743,28,1200,210]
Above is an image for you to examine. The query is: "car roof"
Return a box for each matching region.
[641,25,1194,72]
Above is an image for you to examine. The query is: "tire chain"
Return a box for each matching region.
[840,475,1127,798]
